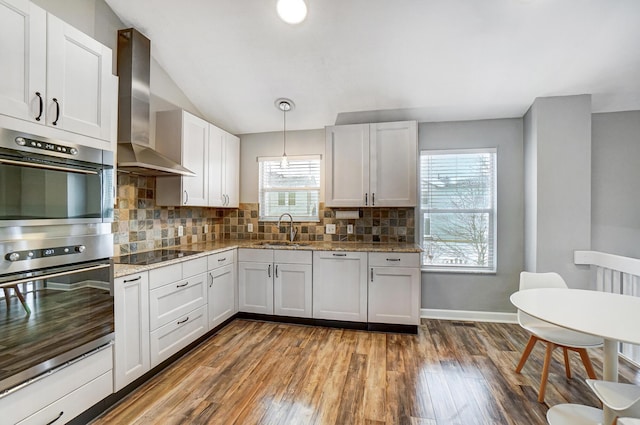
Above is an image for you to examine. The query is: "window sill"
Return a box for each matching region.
[421,267,496,275]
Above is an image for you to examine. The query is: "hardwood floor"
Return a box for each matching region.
[93,319,640,425]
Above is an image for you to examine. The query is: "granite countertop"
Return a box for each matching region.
[114,240,422,278]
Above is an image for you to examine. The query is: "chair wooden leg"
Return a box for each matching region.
[516,335,539,373]
[562,347,572,379]
[2,288,10,310]
[577,348,597,379]
[539,341,556,403]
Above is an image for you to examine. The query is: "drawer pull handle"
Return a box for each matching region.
[218,257,226,262]
[332,253,347,257]
[124,276,142,283]
[46,411,64,425]
[177,316,189,325]
[176,282,189,288]
[386,258,401,262]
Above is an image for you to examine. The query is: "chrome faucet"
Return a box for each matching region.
[277,213,298,242]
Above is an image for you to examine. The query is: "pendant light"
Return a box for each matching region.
[275,98,294,168]
[276,0,307,24]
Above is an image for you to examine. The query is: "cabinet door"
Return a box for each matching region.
[181,112,209,205]
[208,263,236,329]
[46,14,112,141]
[369,266,420,325]
[207,124,225,207]
[238,261,273,314]
[224,132,240,208]
[114,272,150,392]
[325,124,369,207]
[274,263,312,318]
[312,251,368,322]
[370,121,417,207]
[0,0,46,123]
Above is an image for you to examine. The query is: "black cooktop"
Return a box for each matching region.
[114,249,201,266]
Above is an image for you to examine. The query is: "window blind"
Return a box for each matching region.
[420,149,497,271]
[258,156,321,221]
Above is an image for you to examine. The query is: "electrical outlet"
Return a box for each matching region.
[178,225,184,237]
[204,224,209,233]
[326,224,336,234]
[247,223,253,233]
[347,224,354,234]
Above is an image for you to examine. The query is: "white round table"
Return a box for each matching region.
[511,288,640,425]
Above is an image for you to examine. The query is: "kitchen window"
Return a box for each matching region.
[258,155,321,221]
[420,148,497,272]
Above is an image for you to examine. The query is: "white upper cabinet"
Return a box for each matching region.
[0,0,46,123]
[156,110,210,206]
[156,109,239,208]
[208,125,239,208]
[325,121,417,207]
[0,0,114,146]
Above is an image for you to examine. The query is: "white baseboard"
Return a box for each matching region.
[421,308,518,324]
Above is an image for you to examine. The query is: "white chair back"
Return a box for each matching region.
[518,271,568,328]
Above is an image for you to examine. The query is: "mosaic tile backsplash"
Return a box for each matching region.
[113,174,416,255]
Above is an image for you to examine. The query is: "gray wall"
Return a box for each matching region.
[419,118,524,313]
[591,111,640,257]
[523,95,592,289]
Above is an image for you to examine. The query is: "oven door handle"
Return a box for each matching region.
[0,158,98,175]
[0,263,111,288]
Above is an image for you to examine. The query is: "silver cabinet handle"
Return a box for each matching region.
[268,264,271,278]
[176,281,188,288]
[208,272,213,287]
[177,316,189,325]
[386,258,401,262]
[332,253,347,257]
[183,190,188,205]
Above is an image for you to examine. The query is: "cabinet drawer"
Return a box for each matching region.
[239,248,273,263]
[115,271,149,287]
[208,249,235,269]
[183,256,207,278]
[274,250,312,265]
[315,250,365,260]
[150,305,207,367]
[0,345,112,425]
[368,252,420,268]
[17,371,112,425]
[149,273,206,330]
[149,263,182,290]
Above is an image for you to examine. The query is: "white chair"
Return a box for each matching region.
[618,418,640,425]
[515,271,603,403]
[587,379,640,423]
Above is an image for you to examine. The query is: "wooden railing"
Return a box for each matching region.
[575,250,640,365]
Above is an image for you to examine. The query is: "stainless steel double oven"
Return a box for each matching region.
[0,128,115,394]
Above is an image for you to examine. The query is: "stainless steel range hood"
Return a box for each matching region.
[116,28,195,176]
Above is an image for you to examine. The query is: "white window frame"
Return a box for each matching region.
[258,155,321,222]
[420,148,497,273]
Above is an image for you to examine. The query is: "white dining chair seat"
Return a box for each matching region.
[618,418,640,425]
[523,323,603,348]
[546,404,603,425]
[586,379,640,412]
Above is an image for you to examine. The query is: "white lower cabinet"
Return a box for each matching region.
[207,249,237,330]
[150,305,208,367]
[148,257,208,368]
[312,251,368,322]
[368,253,421,325]
[114,271,150,392]
[238,249,274,314]
[0,344,112,425]
[274,250,312,318]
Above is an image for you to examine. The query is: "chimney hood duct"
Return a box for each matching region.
[116,28,195,176]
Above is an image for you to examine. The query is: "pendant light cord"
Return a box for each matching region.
[283,106,287,156]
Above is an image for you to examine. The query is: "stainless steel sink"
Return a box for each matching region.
[255,241,310,248]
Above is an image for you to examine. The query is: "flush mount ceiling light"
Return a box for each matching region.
[275,98,295,168]
[276,0,307,24]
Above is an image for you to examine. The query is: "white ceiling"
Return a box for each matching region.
[105,0,640,135]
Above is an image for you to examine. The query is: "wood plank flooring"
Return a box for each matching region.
[92,319,640,425]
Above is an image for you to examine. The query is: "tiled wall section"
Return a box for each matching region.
[225,203,415,243]
[113,174,225,256]
[114,175,416,255]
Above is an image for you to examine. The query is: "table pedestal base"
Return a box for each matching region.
[547,404,603,425]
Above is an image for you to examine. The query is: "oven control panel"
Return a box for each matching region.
[15,137,78,155]
[5,245,86,262]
